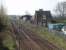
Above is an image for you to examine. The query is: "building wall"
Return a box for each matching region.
[34,9,52,27]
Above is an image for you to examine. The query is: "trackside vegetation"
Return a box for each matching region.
[21,21,66,50]
[0,6,16,50]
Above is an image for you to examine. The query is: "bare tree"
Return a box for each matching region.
[55,2,66,18]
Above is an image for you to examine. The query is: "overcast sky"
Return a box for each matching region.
[1,0,66,15]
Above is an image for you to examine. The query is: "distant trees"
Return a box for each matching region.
[55,2,66,18]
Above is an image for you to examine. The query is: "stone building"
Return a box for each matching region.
[34,9,52,27]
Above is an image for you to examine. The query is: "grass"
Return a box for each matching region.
[0,30,16,50]
[2,18,16,50]
[21,21,66,50]
[3,31,16,50]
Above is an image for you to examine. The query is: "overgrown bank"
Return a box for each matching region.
[0,6,16,50]
[21,21,66,50]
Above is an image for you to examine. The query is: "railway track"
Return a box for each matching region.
[11,21,62,50]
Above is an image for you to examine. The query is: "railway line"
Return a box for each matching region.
[11,21,62,50]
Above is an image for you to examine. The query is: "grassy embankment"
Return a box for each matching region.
[0,15,16,50]
[20,21,66,50]
[1,31,16,50]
